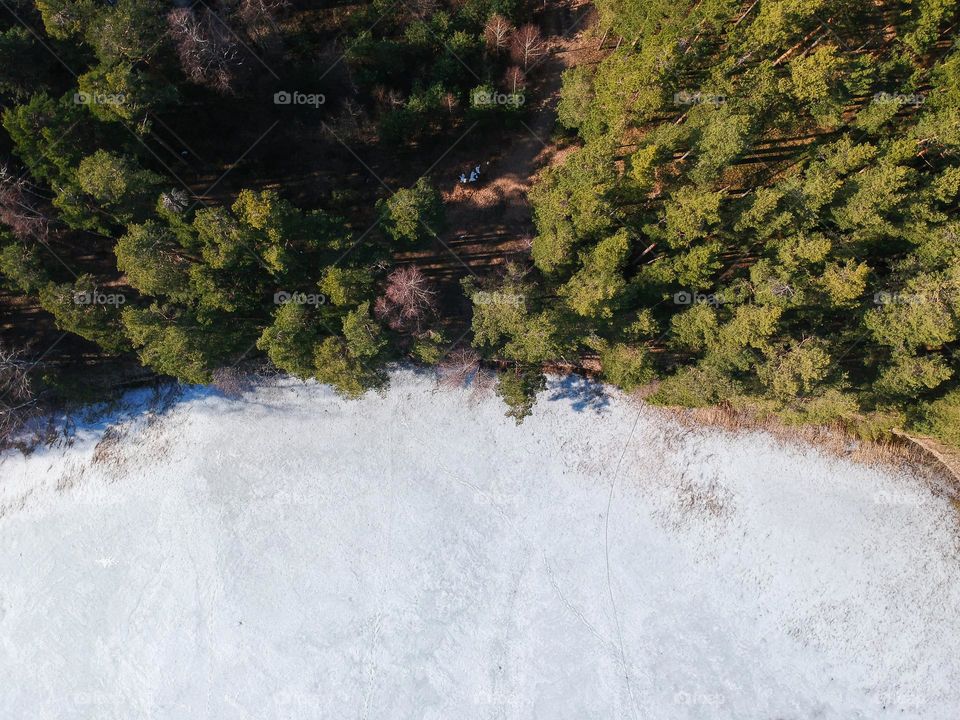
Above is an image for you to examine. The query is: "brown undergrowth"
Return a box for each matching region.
[640,399,960,505]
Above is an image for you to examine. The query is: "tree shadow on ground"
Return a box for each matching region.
[546,373,610,413]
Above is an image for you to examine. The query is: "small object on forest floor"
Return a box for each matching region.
[459,164,483,184]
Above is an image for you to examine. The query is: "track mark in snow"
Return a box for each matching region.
[604,407,644,720]
[542,550,617,654]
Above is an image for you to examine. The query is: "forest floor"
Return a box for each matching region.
[399,0,602,301]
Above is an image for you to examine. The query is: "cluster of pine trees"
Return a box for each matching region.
[0,0,524,426]
[2,0,960,449]
[466,0,960,445]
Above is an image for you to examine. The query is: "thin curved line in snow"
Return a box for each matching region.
[605,407,644,720]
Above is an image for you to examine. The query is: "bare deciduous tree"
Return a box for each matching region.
[211,366,252,398]
[238,0,289,52]
[484,13,514,53]
[438,347,481,388]
[510,24,546,70]
[406,0,438,21]
[374,265,437,333]
[470,365,496,397]
[442,92,460,115]
[503,65,526,94]
[328,98,371,140]
[0,166,51,240]
[0,342,35,447]
[167,7,246,94]
[372,85,406,111]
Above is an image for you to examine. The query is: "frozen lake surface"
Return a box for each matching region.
[1,370,958,719]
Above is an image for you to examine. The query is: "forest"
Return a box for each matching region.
[1,0,959,448]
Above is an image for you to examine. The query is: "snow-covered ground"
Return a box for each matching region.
[1,370,958,720]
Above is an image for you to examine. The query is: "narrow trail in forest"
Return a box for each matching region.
[397,0,603,302]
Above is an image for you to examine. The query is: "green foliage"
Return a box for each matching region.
[342,302,386,360]
[35,0,97,40]
[115,221,192,300]
[648,365,740,407]
[689,106,754,185]
[865,277,960,352]
[853,98,901,134]
[599,343,655,391]
[913,388,960,446]
[77,65,177,123]
[38,278,129,355]
[467,273,528,352]
[411,330,447,364]
[320,267,373,307]
[875,352,952,398]
[495,367,546,423]
[467,268,565,366]
[791,388,862,427]
[900,0,957,56]
[758,340,832,401]
[257,302,322,378]
[651,186,724,250]
[2,93,88,185]
[72,150,164,225]
[231,189,344,274]
[557,66,594,131]
[503,2,960,446]
[502,311,564,365]
[560,230,629,319]
[787,45,847,124]
[819,259,870,306]
[0,241,48,294]
[88,0,167,65]
[377,178,444,244]
[122,306,217,384]
[708,305,783,371]
[530,140,616,274]
[314,336,384,398]
[744,0,832,51]
[670,304,719,354]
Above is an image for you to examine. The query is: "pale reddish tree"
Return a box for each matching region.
[374,265,437,333]
[484,13,514,53]
[510,24,546,70]
[442,92,460,115]
[502,65,526,94]
[438,347,481,388]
